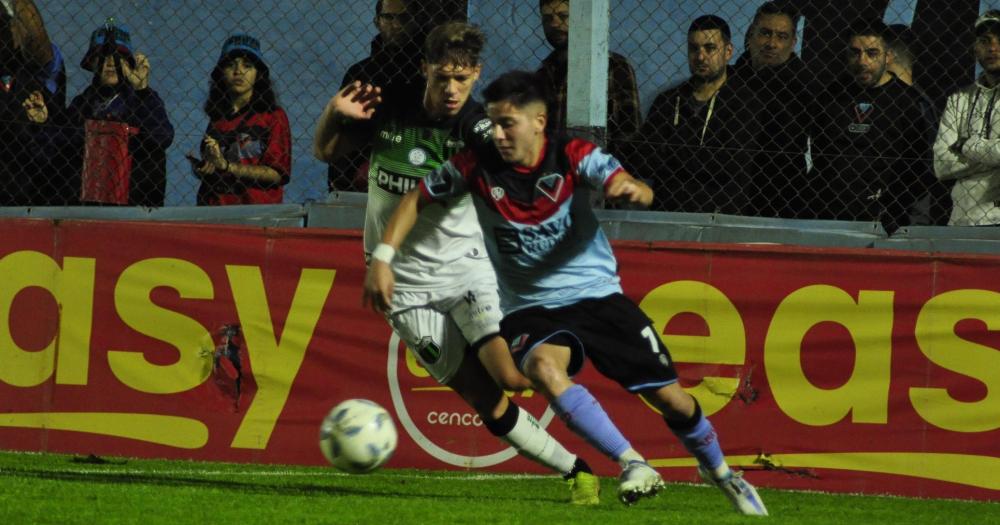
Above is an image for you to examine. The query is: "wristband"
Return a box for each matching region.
[371,243,395,264]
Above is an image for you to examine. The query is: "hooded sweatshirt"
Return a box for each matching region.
[933,75,1000,225]
[639,66,759,214]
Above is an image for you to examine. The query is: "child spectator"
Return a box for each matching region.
[62,18,174,206]
[193,35,290,205]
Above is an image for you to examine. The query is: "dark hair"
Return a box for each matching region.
[539,0,565,8]
[376,0,383,15]
[483,70,548,108]
[847,20,889,44]
[203,52,279,121]
[424,22,485,67]
[689,15,732,44]
[752,1,800,30]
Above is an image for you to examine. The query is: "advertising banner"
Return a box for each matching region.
[0,219,997,500]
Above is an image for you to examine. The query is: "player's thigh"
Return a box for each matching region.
[580,293,680,393]
[500,304,587,378]
[388,305,467,385]
[445,352,506,417]
[447,277,503,349]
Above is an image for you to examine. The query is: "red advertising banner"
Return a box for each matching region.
[0,219,998,501]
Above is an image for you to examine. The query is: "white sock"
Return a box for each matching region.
[501,406,577,475]
[709,461,732,480]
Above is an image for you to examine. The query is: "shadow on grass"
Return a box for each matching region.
[0,467,558,503]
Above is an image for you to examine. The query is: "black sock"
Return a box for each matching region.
[481,401,519,437]
[562,457,593,480]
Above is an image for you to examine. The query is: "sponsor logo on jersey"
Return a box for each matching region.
[536,173,565,202]
[376,168,420,195]
[494,214,572,255]
[408,147,428,166]
[445,138,465,149]
[378,130,403,144]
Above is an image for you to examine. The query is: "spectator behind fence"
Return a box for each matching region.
[808,21,937,233]
[0,0,66,206]
[328,0,424,195]
[732,1,811,219]
[193,35,291,206]
[932,11,1000,227]
[535,0,640,158]
[886,23,949,225]
[638,15,758,214]
[55,19,174,207]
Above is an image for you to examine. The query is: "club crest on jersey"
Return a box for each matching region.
[490,186,506,201]
[510,334,530,354]
[849,102,873,134]
[407,147,427,166]
[536,173,565,202]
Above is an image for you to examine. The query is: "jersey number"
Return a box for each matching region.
[640,326,669,366]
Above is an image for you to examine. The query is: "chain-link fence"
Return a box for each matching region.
[0,1,995,229]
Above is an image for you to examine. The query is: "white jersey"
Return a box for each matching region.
[364,188,492,290]
[359,92,497,290]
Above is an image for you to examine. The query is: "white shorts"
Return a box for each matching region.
[388,277,502,384]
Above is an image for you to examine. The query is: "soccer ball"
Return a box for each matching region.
[319,399,398,474]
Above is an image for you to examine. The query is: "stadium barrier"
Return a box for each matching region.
[1,216,999,501]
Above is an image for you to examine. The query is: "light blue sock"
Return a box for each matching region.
[553,384,631,460]
[669,411,725,471]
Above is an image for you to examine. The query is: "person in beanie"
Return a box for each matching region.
[48,19,174,206]
[193,34,291,205]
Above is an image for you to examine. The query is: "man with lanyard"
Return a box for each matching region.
[364,70,769,515]
[314,22,601,505]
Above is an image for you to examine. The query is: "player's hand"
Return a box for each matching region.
[606,172,653,208]
[22,90,48,123]
[203,136,226,171]
[328,81,382,122]
[362,260,395,315]
[122,52,150,91]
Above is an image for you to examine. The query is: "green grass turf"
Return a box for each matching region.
[1,450,997,524]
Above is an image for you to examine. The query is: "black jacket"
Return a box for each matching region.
[732,52,813,218]
[639,67,760,214]
[328,36,424,192]
[808,75,937,232]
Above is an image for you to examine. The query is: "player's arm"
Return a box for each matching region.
[361,187,428,314]
[605,170,654,208]
[362,152,477,314]
[313,81,381,163]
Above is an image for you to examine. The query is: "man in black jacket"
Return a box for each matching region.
[808,20,937,232]
[326,0,424,193]
[732,1,811,218]
[640,15,758,214]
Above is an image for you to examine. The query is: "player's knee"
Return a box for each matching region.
[522,354,566,389]
[495,368,533,392]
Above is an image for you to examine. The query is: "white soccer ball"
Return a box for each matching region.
[319,399,398,474]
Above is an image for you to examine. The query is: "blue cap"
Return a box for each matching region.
[82,18,135,71]
[218,34,266,67]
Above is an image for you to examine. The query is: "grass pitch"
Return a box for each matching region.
[0,451,997,524]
